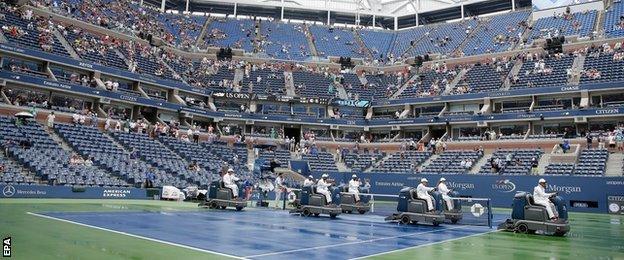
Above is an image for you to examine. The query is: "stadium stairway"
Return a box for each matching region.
[0,30,7,43]
[53,28,80,60]
[536,153,552,174]
[605,153,624,176]
[48,129,78,152]
[284,71,296,96]
[455,19,487,56]
[195,17,213,47]
[303,24,319,57]
[391,73,421,99]
[0,151,41,184]
[444,68,468,95]
[502,59,524,90]
[417,154,439,172]
[470,154,491,174]
[518,13,535,47]
[570,54,586,85]
[353,31,374,60]
[234,68,244,86]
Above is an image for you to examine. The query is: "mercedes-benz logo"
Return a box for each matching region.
[2,185,16,197]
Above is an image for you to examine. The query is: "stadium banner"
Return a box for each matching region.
[313,172,624,213]
[0,184,149,199]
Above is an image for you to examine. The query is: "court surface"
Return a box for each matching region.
[1,199,623,260]
[33,209,501,259]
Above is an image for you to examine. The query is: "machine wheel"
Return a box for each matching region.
[221,206,227,210]
[235,206,244,211]
[358,209,366,214]
[302,209,311,217]
[400,215,411,225]
[314,213,320,217]
[209,201,218,209]
[432,221,440,227]
[516,223,529,234]
[553,231,566,237]
[451,219,459,224]
[329,213,338,219]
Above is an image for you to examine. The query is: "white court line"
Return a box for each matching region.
[26,212,248,260]
[244,225,475,258]
[349,228,502,260]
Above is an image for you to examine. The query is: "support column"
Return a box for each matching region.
[327,11,330,25]
[461,4,464,20]
[185,0,190,13]
[160,0,165,12]
[394,16,398,30]
[281,0,284,20]
[415,12,419,26]
[512,0,516,11]
[234,3,238,17]
[372,15,376,28]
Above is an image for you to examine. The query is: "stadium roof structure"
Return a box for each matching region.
[143,0,531,28]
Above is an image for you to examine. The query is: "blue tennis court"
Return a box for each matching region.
[36,208,507,259]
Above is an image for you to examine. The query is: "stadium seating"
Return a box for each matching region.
[203,18,255,52]
[0,10,70,57]
[159,136,250,180]
[302,151,338,171]
[512,54,574,89]
[373,151,432,173]
[0,117,129,187]
[292,71,335,98]
[421,150,483,174]
[528,10,597,42]
[479,149,543,175]
[241,68,286,95]
[343,151,384,172]
[604,0,624,37]
[458,62,510,93]
[544,163,575,175]
[63,28,128,70]
[111,131,211,187]
[0,150,36,185]
[574,149,608,175]
[389,26,430,58]
[409,19,478,57]
[462,11,530,56]
[359,29,395,60]
[54,123,179,187]
[258,149,291,166]
[259,21,310,61]
[309,25,365,58]
[580,52,624,84]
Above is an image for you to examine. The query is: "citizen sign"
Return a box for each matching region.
[595,109,619,115]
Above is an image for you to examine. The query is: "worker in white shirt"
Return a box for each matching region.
[416,178,435,211]
[222,168,240,199]
[437,178,453,210]
[348,174,361,202]
[303,175,315,187]
[316,174,333,204]
[533,178,558,220]
[274,172,286,208]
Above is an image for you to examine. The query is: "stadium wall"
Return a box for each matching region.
[315,172,624,213]
[0,184,149,199]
